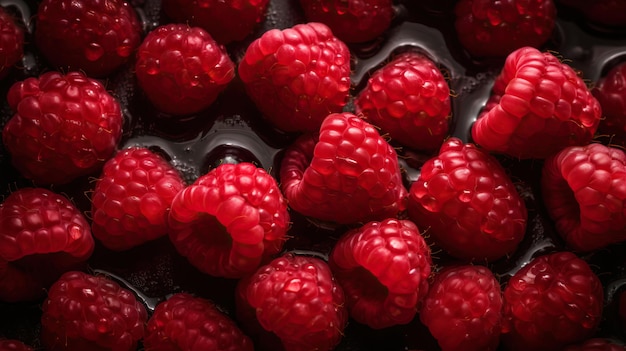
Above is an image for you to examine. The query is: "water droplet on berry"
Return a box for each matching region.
[85,43,104,61]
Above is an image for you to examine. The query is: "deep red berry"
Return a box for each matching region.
[135,24,236,116]
[329,218,432,329]
[0,6,23,79]
[355,51,451,151]
[280,112,408,225]
[564,338,626,351]
[0,188,94,302]
[592,62,626,146]
[91,147,185,251]
[0,339,33,351]
[238,22,351,132]
[2,71,124,185]
[557,0,626,28]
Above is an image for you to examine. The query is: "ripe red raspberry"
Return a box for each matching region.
[145,293,253,351]
[557,0,626,28]
[0,188,94,302]
[564,338,626,351]
[91,147,185,251]
[238,22,351,133]
[41,271,148,351]
[501,251,603,351]
[592,62,626,146]
[0,6,24,79]
[35,0,142,78]
[298,0,394,43]
[355,51,451,151]
[135,24,236,116]
[0,339,33,351]
[407,137,527,262]
[2,71,124,185]
[162,0,269,44]
[541,143,626,251]
[280,112,408,225]
[168,162,290,278]
[329,218,432,329]
[236,254,348,351]
[420,265,503,351]
[471,46,602,159]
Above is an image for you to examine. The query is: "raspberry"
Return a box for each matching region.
[41,271,148,351]
[34,0,142,78]
[471,46,602,159]
[280,112,408,225]
[236,254,348,351]
[407,137,527,262]
[541,143,626,251]
[564,338,626,351]
[0,339,33,351]
[355,51,452,151]
[0,188,94,302]
[501,251,604,351]
[91,147,185,251]
[168,162,290,278]
[329,218,432,329]
[135,24,236,116]
[0,6,23,79]
[420,265,503,351]
[238,22,351,132]
[144,293,253,351]
[592,62,626,146]
[298,0,394,43]
[2,71,124,185]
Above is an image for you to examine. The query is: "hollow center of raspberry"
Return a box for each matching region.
[194,214,232,248]
[347,267,389,303]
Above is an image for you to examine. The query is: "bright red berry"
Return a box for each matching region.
[0,339,33,351]
[355,51,452,151]
[2,71,124,185]
[35,0,142,78]
[144,293,253,351]
[564,338,626,351]
[0,6,23,79]
[471,46,602,159]
[280,112,408,225]
[407,137,527,262]
[592,62,626,146]
[135,24,236,116]
[238,22,351,133]
[329,218,432,329]
[0,188,94,302]
[91,147,185,251]
[168,162,290,278]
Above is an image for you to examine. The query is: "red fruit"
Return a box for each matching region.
[236,254,348,351]
[41,271,148,351]
[329,218,432,329]
[355,51,452,151]
[35,0,142,78]
[564,338,626,351]
[238,22,351,132]
[501,251,604,351]
[135,24,236,116]
[407,137,527,262]
[168,162,290,278]
[145,293,253,351]
[420,265,503,351]
[91,147,185,251]
[2,71,124,185]
[280,112,408,225]
[592,62,626,146]
[471,46,602,159]
[0,188,94,302]
[0,6,23,79]
[298,0,394,43]
[557,0,626,28]
[541,143,626,251]
[0,339,33,351]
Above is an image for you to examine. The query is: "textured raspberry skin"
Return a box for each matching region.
[2,71,124,185]
[168,162,290,278]
[0,188,94,302]
[329,218,432,329]
[420,265,503,351]
[541,143,626,251]
[91,147,185,251]
[564,338,626,351]
[34,0,142,78]
[238,22,351,132]
[236,254,348,351]
[298,0,394,43]
[592,62,626,146]
[355,51,451,151]
[407,137,527,262]
[144,293,253,351]
[501,251,604,351]
[454,0,556,58]
[135,24,236,116]
[557,0,626,27]
[162,0,269,44]
[41,271,148,351]
[0,6,23,79]
[280,112,408,225]
[471,46,602,159]
[0,339,33,351]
